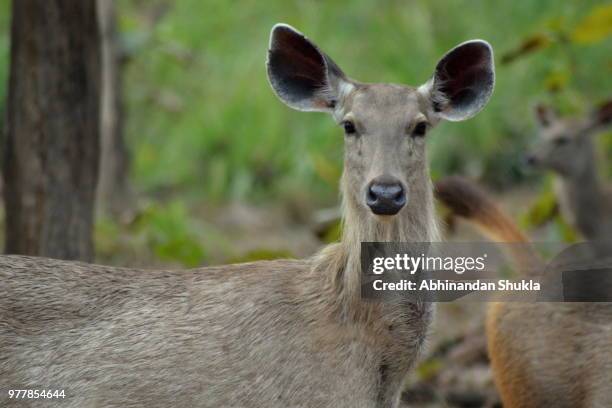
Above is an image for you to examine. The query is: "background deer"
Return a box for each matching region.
[0,24,494,407]
[527,101,612,240]
[436,176,612,408]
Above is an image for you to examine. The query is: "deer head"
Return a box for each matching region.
[527,101,612,177]
[267,24,494,227]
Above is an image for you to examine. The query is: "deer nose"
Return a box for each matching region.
[366,177,406,216]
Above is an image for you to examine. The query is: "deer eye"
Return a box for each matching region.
[412,121,428,138]
[554,137,569,146]
[342,120,356,135]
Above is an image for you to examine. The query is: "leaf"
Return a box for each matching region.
[322,220,342,244]
[520,188,558,229]
[416,358,442,381]
[544,70,570,93]
[571,5,612,44]
[544,16,567,33]
[501,33,551,65]
[554,215,579,243]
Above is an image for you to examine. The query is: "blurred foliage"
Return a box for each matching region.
[520,181,558,228]
[322,221,343,244]
[554,216,580,243]
[572,4,612,44]
[133,201,207,266]
[520,178,580,243]
[95,217,125,258]
[416,358,443,382]
[602,130,612,178]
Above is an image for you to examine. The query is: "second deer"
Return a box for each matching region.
[436,176,612,408]
[527,101,612,240]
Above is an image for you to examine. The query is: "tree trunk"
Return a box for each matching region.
[97,0,133,219]
[3,0,101,261]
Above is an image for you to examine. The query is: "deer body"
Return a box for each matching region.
[435,176,612,408]
[1,24,495,407]
[487,302,612,408]
[1,253,433,408]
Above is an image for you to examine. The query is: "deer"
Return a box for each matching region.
[0,24,495,408]
[526,101,612,241]
[435,176,612,408]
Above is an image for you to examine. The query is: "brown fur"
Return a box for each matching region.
[435,176,528,243]
[0,253,434,407]
[435,176,612,408]
[435,177,539,274]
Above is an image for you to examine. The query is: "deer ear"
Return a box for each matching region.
[267,24,351,112]
[534,103,558,128]
[585,99,612,132]
[421,40,495,121]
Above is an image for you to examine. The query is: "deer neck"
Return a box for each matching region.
[555,147,605,239]
[313,166,439,306]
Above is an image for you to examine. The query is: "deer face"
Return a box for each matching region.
[267,24,494,218]
[338,84,430,216]
[528,103,612,177]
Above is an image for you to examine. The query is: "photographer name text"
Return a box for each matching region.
[372,279,540,292]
